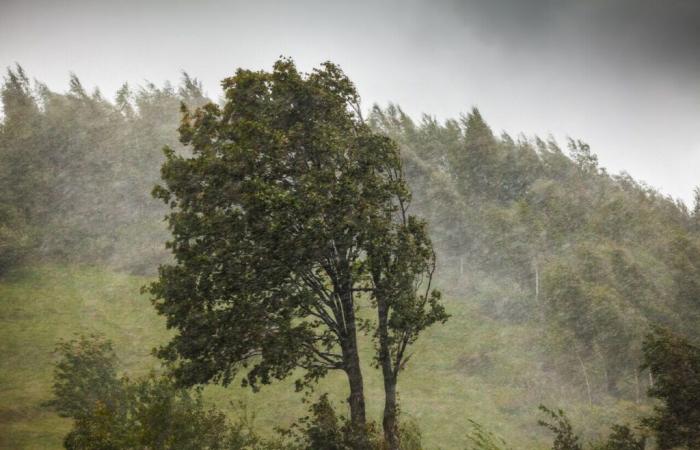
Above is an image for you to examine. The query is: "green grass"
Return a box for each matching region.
[0,264,648,449]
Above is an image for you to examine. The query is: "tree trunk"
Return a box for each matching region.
[338,286,368,445]
[377,298,400,450]
[382,373,399,450]
[344,353,367,428]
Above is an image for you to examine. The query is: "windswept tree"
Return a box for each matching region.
[148,58,445,448]
[642,327,700,449]
[691,186,700,232]
[366,180,447,447]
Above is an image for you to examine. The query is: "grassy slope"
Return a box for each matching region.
[0,265,647,449]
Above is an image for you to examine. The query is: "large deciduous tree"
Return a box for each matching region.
[148,58,446,448]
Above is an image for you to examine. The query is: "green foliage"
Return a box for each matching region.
[464,420,512,450]
[149,58,445,448]
[0,67,41,273]
[0,66,206,274]
[396,418,423,450]
[281,394,422,450]
[691,187,700,232]
[370,103,700,405]
[538,408,646,450]
[45,334,262,450]
[592,425,645,450]
[538,405,582,450]
[282,394,382,450]
[152,57,395,389]
[44,335,121,419]
[292,394,355,450]
[641,327,700,449]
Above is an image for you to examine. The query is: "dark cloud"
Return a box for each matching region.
[443,0,700,76]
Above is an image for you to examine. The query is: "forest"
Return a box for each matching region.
[2,59,700,450]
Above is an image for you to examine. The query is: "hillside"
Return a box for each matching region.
[1,69,699,449]
[0,265,649,449]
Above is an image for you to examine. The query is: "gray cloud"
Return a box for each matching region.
[445,0,700,71]
[1,0,698,203]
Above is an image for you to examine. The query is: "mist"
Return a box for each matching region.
[2,0,699,203]
[3,2,700,449]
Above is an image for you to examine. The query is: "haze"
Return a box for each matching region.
[1,0,699,203]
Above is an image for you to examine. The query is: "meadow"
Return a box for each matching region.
[0,265,646,449]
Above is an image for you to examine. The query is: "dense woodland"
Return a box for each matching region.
[2,62,700,449]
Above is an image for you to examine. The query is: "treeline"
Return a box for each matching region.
[0,66,207,274]
[369,105,700,403]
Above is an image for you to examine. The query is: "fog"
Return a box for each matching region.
[2,0,699,203]
[4,2,700,448]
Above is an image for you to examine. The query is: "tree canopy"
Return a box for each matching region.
[148,58,446,445]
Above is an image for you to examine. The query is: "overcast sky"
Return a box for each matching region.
[1,0,699,203]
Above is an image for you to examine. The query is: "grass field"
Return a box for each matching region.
[0,264,647,449]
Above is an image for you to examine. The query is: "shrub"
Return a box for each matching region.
[592,424,645,450]
[538,405,582,450]
[464,419,512,450]
[45,335,262,450]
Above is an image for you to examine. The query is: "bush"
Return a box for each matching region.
[592,425,645,450]
[538,406,646,450]
[44,334,121,419]
[282,394,423,450]
[464,419,512,450]
[538,405,582,450]
[397,418,423,450]
[281,394,381,450]
[45,335,262,450]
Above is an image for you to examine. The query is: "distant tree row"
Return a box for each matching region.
[369,104,700,403]
[0,66,207,274]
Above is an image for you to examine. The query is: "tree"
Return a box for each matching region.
[366,183,447,447]
[148,58,446,447]
[641,327,700,449]
[0,66,43,273]
[691,186,700,232]
[449,107,499,198]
